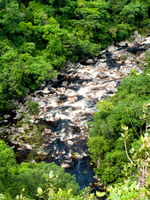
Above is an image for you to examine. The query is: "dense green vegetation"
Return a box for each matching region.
[0,139,81,199]
[1,0,150,117]
[88,57,150,184]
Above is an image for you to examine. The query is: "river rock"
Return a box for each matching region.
[96,62,107,69]
[67,96,78,103]
[11,99,20,106]
[85,59,95,64]
[18,127,25,133]
[125,60,132,65]
[97,72,108,79]
[66,61,76,69]
[65,89,77,96]
[4,114,10,119]
[142,36,150,45]
[134,30,145,43]
[61,163,70,168]
[38,101,46,108]
[24,143,32,150]
[118,41,127,47]
[107,45,118,52]
[0,127,5,134]
[67,140,74,146]
[44,129,52,134]
[14,112,23,120]
[72,154,83,159]
[42,87,51,94]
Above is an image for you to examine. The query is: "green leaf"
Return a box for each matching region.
[108,193,120,200]
[67,189,73,196]
[37,187,43,195]
[49,170,54,179]
[96,191,105,197]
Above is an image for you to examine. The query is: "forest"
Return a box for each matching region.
[0,0,150,199]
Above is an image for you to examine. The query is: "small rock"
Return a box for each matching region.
[44,129,52,134]
[67,96,78,103]
[38,101,46,108]
[61,163,70,168]
[97,72,108,79]
[125,60,132,65]
[15,112,23,120]
[29,119,34,124]
[118,41,127,47]
[65,89,76,96]
[0,127,5,133]
[127,42,135,48]
[4,114,10,119]
[11,99,20,106]
[107,45,118,52]
[85,59,95,64]
[67,140,74,146]
[98,62,107,68]
[18,127,25,133]
[43,87,51,94]
[73,96,78,101]
[24,143,32,150]
[61,81,68,87]
[72,154,83,159]
[117,60,124,64]
[142,37,150,45]
[66,61,76,69]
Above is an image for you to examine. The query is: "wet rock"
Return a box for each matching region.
[127,47,139,54]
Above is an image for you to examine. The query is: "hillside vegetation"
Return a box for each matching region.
[0,0,150,117]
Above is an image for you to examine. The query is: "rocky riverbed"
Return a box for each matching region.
[1,31,150,190]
